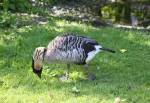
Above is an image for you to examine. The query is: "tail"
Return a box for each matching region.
[100,48,115,53]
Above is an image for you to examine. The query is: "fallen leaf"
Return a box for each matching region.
[114,97,121,103]
[120,49,127,53]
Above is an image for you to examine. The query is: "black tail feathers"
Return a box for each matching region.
[100,48,115,53]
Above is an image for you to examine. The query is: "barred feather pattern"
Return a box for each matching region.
[33,47,45,61]
[44,33,101,65]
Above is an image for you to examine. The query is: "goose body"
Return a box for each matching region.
[44,33,102,65]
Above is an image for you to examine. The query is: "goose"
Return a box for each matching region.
[32,33,115,80]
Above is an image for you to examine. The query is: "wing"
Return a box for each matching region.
[47,33,99,52]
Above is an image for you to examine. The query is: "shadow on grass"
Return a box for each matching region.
[0,20,150,102]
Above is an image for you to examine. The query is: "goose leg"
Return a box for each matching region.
[59,64,70,81]
[65,64,70,79]
[84,64,96,81]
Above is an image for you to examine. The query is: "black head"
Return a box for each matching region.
[32,58,43,78]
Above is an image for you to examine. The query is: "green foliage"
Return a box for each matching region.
[0,0,70,13]
[9,0,32,12]
[46,0,69,4]
[138,0,150,3]
[0,12,11,27]
[0,0,32,12]
[1,0,9,11]
[133,9,150,21]
[100,2,131,23]
[0,12,35,28]
[100,1,150,23]
[0,0,69,28]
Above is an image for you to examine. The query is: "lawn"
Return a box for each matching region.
[0,18,150,103]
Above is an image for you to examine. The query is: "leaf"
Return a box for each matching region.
[114,97,121,103]
[120,49,127,53]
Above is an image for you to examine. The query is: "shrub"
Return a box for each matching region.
[100,2,130,23]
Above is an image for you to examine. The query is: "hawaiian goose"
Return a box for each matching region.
[32,33,115,80]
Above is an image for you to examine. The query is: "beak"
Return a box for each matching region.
[32,58,42,78]
[35,70,42,78]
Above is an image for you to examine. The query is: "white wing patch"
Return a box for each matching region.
[85,45,102,63]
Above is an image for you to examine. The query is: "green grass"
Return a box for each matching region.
[0,19,150,103]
